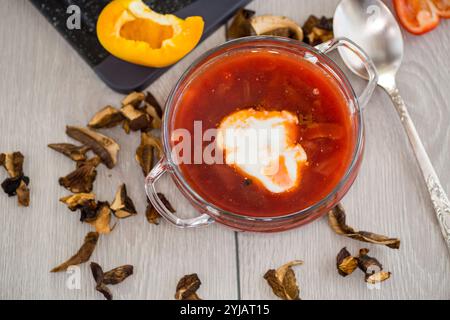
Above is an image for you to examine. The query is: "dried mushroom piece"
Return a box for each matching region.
[328,204,401,249]
[120,104,151,131]
[0,153,5,167]
[135,132,154,176]
[90,262,133,300]
[122,119,131,134]
[250,15,303,40]
[59,162,98,193]
[145,91,163,118]
[48,143,90,162]
[121,91,145,107]
[51,232,99,272]
[227,8,256,40]
[175,273,202,300]
[88,106,125,129]
[16,180,30,207]
[66,126,120,169]
[110,184,137,219]
[357,248,391,284]
[1,175,29,197]
[142,132,163,159]
[144,102,162,129]
[145,201,160,225]
[102,265,134,285]
[336,247,358,277]
[227,10,303,40]
[302,15,333,46]
[1,152,24,178]
[263,260,303,300]
[60,193,96,211]
[87,202,115,234]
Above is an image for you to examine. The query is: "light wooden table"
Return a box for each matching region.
[0,0,449,300]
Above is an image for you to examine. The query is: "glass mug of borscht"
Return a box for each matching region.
[145,36,378,232]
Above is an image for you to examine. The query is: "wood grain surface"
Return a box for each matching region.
[0,0,449,300]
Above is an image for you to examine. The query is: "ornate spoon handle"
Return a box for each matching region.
[385,84,450,250]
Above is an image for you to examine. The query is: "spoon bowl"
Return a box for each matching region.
[334,0,403,84]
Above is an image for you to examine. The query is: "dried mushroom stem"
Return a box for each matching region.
[66,126,120,169]
[328,204,401,249]
[51,232,99,272]
[88,106,124,129]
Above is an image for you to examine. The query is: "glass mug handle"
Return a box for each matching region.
[315,37,378,109]
[145,158,215,228]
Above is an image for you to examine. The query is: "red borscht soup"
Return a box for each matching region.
[170,49,355,217]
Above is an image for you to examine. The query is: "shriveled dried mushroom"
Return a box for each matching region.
[121,91,145,107]
[357,248,391,284]
[60,193,96,211]
[87,201,115,234]
[88,106,125,129]
[16,180,30,207]
[90,262,133,300]
[302,15,333,46]
[135,132,154,177]
[59,162,98,193]
[336,247,358,277]
[328,204,400,249]
[145,201,160,225]
[144,102,162,129]
[263,260,303,300]
[145,91,163,118]
[66,126,120,169]
[110,184,137,219]
[51,232,99,272]
[48,143,90,162]
[120,104,151,131]
[227,8,256,40]
[227,10,303,40]
[1,152,24,178]
[175,273,202,300]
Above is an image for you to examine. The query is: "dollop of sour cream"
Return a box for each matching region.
[217,108,307,193]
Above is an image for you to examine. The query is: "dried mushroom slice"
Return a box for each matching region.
[357,248,391,284]
[250,15,303,40]
[1,175,29,197]
[144,102,162,129]
[120,104,151,131]
[88,106,125,129]
[263,260,303,300]
[145,201,160,225]
[328,204,400,249]
[87,201,115,234]
[16,180,30,207]
[144,91,163,118]
[141,132,163,159]
[60,193,96,211]
[110,184,137,219]
[227,8,256,40]
[365,271,391,284]
[1,152,24,178]
[135,132,154,177]
[51,232,99,272]
[66,126,120,169]
[59,162,97,193]
[48,143,90,162]
[121,91,145,107]
[175,273,202,300]
[302,15,333,46]
[90,262,112,300]
[336,247,358,277]
[102,265,134,285]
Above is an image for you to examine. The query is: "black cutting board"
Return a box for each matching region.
[30,0,251,93]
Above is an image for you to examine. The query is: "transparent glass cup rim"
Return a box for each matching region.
[162,36,363,223]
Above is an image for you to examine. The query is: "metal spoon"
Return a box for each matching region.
[334,0,450,251]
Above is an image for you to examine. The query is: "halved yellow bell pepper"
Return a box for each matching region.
[97,0,204,68]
